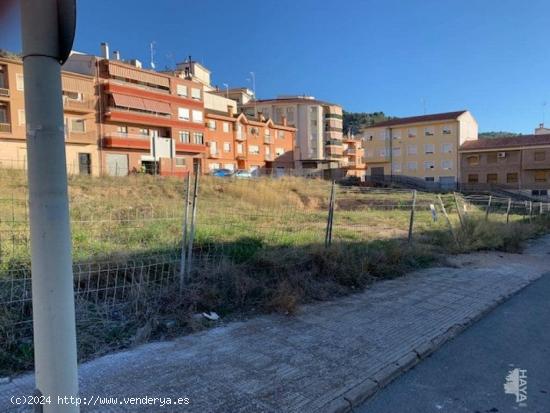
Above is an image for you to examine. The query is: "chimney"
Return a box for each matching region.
[228,105,235,117]
[281,115,287,126]
[100,42,110,59]
[112,51,121,61]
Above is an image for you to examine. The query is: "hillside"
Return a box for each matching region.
[343,111,393,134]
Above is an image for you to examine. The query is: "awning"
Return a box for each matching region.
[108,62,170,88]
[112,93,146,111]
[62,75,94,95]
[142,99,171,114]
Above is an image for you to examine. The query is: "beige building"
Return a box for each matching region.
[460,134,550,198]
[240,96,344,171]
[0,54,99,175]
[361,110,478,188]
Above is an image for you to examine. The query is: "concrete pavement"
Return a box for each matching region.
[356,271,550,413]
[2,235,550,412]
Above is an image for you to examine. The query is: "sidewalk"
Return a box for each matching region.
[2,236,550,413]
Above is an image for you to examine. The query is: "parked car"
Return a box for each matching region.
[233,169,253,179]
[211,168,233,177]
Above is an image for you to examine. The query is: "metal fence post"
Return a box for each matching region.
[529,201,533,223]
[438,195,459,246]
[185,162,200,279]
[408,190,416,243]
[506,198,512,224]
[539,201,543,216]
[179,173,191,291]
[453,192,464,229]
[485,195,492,221]
[325,181,336,247]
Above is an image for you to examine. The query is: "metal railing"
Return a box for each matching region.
[62,96,95,111]
[0,123,11,133]
[0,88,9,97]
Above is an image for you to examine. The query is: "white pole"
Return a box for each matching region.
[20,0,79,411]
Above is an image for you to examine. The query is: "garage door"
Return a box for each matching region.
[106,154,128,176]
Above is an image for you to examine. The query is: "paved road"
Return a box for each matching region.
[357,273,550,413]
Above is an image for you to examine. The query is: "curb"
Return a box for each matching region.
[319,275,543,413]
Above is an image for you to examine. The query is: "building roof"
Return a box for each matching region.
[369,110,468,128]
[242,96,341,108]
[460,134,550,151]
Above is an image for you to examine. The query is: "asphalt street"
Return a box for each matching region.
[357,273,550,413]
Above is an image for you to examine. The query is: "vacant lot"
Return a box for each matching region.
[1,169,549,375]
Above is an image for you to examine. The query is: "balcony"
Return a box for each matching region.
[0,88,8,98]
[344,148,357,155]
[208,150,221,159]
[103,132,150,150]
[66,130,97,143]
[0,123,11,133]
[63,96,95,113]
[236,154,246,160]
[325,139,343,146]
[236,133,246,141]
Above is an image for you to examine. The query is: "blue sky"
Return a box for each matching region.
[2,0,550,133]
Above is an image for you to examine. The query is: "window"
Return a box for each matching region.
[223,142,231,152]
[249,145,260,155]
[487,153,497,164]
[379,148,387,157]
[237,143,243,154]
[277,130,284,139]
[425,177,435,182]
[178,107,190,121]
[139,128,149,136]
[392,162,401,173]
[424,127,434,136]
[407,145,417,155]
[63,91,82,101]
[176,84,188,97]
[275,147,285,156]
[265,146,271,155]
[424,144,435,154]
[441,160,452,170]
[191,88,201,100]
[116,125,128,134]
[408,128,417,138]
[379,130,387,140]
[534,151,546,161]
[179,131,190,143]
[175,157,186,166]
[424,161,435,170]
[207,120,216,130]
[222,122,230,133]
[487,173,498,184]
[224,163,235,171]
[193,132,204,144]
[286,107,295,123]
[442,143,452,153]
[392,131,401,140]
[209,163,220,170]
[70,119,85,133]
[407,161,417,171]
[532,189,548,196]
[192,110,203,123]
[364,149,372,158]
[442,125,452,134]
[265,129,271,137]
[16,73,24,91]
[17,109,25,126]
[507,173,518,184]
[467,155,479,166]
[392,147,401,157]
[468,174,479,183]
[535,170,547,182]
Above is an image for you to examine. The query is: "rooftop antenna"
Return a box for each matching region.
[150,41,156,69]
[223,83,229,98]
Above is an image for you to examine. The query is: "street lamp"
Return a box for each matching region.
[18,0,79,411]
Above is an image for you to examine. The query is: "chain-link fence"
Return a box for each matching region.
[1,169,549,376]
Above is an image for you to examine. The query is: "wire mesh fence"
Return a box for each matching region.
[1,168,550,376]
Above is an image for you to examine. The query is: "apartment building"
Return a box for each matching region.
[459,134,550,197]
[238,96,344,171]
[341,136,366,178]
[64,45,208,176]
[204,108,295,174]
[0,53,99,175]
[361,110,478,188]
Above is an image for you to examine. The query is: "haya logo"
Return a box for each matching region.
[504,368,527,405]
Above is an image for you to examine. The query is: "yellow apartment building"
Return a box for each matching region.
[0,54,99,175]
[361,110,478,188]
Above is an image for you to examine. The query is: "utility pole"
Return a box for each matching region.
[20,0,79,411]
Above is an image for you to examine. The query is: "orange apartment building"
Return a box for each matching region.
[204,109,295,175]
[65,46,207,177]
[0,53,99,174]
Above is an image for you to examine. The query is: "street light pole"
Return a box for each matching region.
[20,0,79,411]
